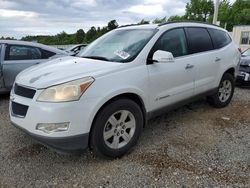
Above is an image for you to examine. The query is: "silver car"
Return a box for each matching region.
[0,40,68,93]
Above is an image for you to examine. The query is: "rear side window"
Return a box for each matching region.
[151,28,188,58]
[5,45,42,60]
[208,29,231,49]
[185,27,213,54]
[41,49,56,59]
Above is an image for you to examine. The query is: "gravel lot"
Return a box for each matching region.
[0,88,250,187]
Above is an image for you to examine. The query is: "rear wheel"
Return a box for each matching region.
[90,98,143,158]
[207,73,235,108]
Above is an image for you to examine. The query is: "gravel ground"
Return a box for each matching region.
[0,87,250,187]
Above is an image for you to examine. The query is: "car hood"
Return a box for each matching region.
[240,56,250,66]
[15,56,123,89]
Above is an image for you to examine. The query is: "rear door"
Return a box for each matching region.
[184,27,219,95]
[2,44,47,89]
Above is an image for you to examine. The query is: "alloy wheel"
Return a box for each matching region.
[103,110,136,149]
[218,80,232,103]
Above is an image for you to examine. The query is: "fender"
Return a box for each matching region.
[84,87,148,133]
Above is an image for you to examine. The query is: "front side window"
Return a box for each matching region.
[241,32,250,45]
[5,45,42,61]
[185,27,213,54]
[79,29,157,62]
[208,29,231,49]
[151,28,188,58]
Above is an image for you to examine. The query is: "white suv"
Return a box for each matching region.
[10,22,240,158]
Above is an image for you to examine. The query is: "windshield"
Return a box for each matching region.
[79,29,157,62]
[242,48,250,57]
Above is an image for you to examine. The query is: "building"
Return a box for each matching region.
[232,25,250,52]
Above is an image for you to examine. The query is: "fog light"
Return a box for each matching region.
[36,122,69,134]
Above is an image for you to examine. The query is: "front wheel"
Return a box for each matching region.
[90,98,143,158]
[207,73,235,108]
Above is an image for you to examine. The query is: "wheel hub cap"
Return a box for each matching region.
[218,80,232,103]
[103,110,136,149]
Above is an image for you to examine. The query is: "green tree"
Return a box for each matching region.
[218,0,232,29]
[185,0,214,22]
[232,0,250,25]
[107,20,118,31]
[75,29,85,44]
[168,15,186,22]
[85,26,97,43]
[138,19,150,25]
[152,17,167,24]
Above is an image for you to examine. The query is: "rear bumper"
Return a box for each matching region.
[12,122,89,154]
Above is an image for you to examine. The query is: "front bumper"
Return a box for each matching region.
[237,71,250,85]
[9,86,101,153]
[12,122,89,153]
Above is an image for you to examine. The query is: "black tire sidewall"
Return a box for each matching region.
[91,98,143,158]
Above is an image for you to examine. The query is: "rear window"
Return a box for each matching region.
[208,29,231,49]
[185,27,213,54]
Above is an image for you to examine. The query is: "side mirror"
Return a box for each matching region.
[152,50,174,63]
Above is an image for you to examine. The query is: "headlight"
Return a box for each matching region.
[37,77,94,102]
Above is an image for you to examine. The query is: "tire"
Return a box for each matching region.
[90,98,143,158]
[207,73,235,108]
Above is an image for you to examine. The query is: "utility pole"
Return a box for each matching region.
[213,0,220,25]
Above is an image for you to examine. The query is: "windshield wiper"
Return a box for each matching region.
[82,56,110,61]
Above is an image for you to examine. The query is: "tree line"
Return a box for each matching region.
[168,0,250,31]
[1,0,250,45]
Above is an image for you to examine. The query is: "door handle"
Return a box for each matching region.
[185,64,194,70]
[215,57,221,62]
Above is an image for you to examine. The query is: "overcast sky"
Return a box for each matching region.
[0,0,236,39]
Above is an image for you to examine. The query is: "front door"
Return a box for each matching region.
[2,44,45,89]
[147,28,195,111]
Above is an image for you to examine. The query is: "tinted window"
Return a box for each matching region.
[5,45,42,60]
[152,28,188,58]
[208,29,231,49]
[185,27,213,54]
[41,49,56,59]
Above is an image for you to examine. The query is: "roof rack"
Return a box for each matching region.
[118,23,148,28]
[158,21,222,28]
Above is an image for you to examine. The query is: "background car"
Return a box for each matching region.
[65,44,88,56]
[237,48,250,86]
[0,40,68,93]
